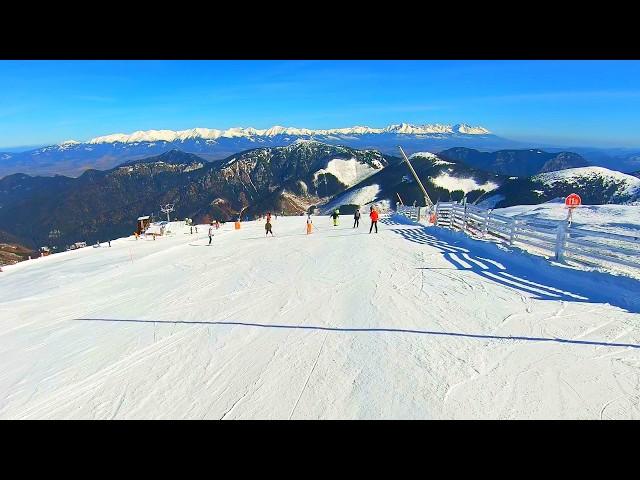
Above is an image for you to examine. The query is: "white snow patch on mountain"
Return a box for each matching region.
[410,152,454,166]
[313,158,379,187]
[432,173,499,193]
[323,184,381,212]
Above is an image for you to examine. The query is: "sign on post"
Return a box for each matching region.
[565,193,582,208]
[565,193,581,225]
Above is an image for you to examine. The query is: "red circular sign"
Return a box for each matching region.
[565,193,582,208]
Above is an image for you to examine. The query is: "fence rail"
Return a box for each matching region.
[396,202,640,277]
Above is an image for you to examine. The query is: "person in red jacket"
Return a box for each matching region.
[369,206,379,234]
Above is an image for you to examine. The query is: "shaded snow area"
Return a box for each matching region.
[432,173,499,193]
[313,158,379,187]
[1,216,639,419]
[322,185,381,212]
[495,203,640,237]
[533,167,640,200]
[476,194,506,209]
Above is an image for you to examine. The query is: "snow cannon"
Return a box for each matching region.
[306,221,313,235]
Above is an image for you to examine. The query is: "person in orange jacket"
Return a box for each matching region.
[369,206,379,234]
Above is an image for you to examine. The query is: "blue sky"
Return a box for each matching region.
[1,60,640,149]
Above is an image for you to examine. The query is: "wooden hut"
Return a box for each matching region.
[136,216,151,234]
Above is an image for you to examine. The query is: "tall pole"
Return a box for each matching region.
[398,146,433,208]
[161,204,174,223]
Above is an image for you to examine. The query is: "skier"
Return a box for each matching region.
[215,219,220,230]
[331,209,340,226]
[266,212,272,223]
[195,225,198,234]
[108,240,111,247]
[208,223,214,245]
[369,205,379,234]
[265,219,274,236]
[306,215,313,234]
[353,208,361,228]
[190,226,193,234]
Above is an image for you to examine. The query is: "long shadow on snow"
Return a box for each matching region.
[380,216,640,313]
[75,318,640,349]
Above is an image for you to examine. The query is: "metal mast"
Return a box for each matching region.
[160,203,175,222]
[398,146,434,208]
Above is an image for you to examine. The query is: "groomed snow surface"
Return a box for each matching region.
[495,202,640,237]
[1,215,639,419]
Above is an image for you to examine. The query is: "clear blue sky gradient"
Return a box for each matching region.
[1,60,640,149]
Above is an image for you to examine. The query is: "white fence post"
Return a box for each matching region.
[416,206,421,222]
[435,203,440,226]
[462,205,468,233]
[555,221,567,261]
[509,219,517,246]
[483,209,490,237]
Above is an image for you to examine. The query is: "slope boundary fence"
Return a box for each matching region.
[397,202,640,277]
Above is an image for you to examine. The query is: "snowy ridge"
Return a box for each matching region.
[87,123,492,145]
[533,167,640,198]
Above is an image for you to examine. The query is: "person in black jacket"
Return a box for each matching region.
[331,209,340,226]
[353,208,361,228]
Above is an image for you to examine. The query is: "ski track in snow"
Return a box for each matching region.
[1,216,640,419]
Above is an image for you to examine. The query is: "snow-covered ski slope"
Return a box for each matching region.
[1,215,639,419]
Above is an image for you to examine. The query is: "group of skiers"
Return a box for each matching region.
[333,205,379,233]
[205,205,381,243]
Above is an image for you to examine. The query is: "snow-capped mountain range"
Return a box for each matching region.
[0,122,505,178]
[85,123,491,144]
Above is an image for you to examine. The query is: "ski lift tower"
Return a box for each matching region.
[160,203,175,222]
[398,146,434,209]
